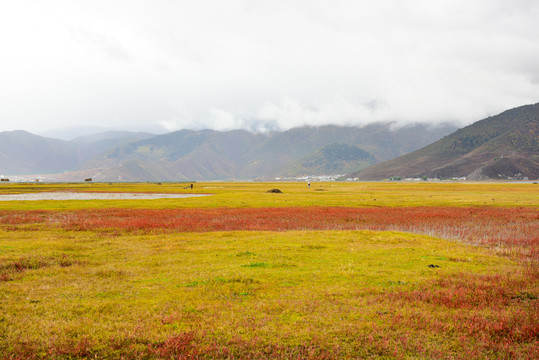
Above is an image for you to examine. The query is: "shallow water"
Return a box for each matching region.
[0,192,209,201]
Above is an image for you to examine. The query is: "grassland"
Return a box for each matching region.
[0,182,537,359]
[0,181,537,210]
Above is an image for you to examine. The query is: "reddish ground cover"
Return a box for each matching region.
[1,206,537,261]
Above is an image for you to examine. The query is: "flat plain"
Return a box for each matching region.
[0,182,537,359]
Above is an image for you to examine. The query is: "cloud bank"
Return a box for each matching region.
[0,0,538,135]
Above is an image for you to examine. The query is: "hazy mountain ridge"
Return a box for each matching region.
[75,123,455,181]
[351,103,539,180]
[285,144,375,176]
[0,130,155,175]
[72,131,155,143]
[3,102,537,182]
[0,130,83,174]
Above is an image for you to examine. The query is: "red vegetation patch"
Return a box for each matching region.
[149,331,199,359]
[9,322,537,359]
[1,207,537,260]
[387,268,539,358]
[0,256,49,282]
[9,332,343,360]
[391,267,538,310]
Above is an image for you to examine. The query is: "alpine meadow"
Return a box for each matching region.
[0,181,537,359]
[2,2,539,359]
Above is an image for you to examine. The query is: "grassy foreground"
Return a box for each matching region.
[0,182,537,359]
[1,229,534,359]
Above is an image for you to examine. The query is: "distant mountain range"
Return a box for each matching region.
[351,103,539,180]
[0,131,154,175]
[72,123,455,181]
[2,103,537,181]
[0,123,455,181]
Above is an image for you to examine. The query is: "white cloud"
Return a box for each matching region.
[157,120,181,132]
[0,0,538,134]
[69,27,133,63]
[208,109,238,131]
[255,98,391,130]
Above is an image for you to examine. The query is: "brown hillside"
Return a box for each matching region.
[352,103,539,180]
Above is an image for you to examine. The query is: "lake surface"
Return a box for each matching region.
[0,192,209,201]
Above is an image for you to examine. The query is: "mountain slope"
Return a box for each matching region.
[0,131,84,174]
[285,143,375,176]
[0,130,155,175]
[72,131,155,143]
[351,103,539,180]
[77,123,455,181]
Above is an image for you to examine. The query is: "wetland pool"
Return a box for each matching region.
[0,192,209,201]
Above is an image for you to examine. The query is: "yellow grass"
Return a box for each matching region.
[0,229,519,357]
[0,181,537,210]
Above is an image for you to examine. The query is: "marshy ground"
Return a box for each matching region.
[0,182,537,359]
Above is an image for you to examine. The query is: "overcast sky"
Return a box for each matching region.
[1,0,538,136]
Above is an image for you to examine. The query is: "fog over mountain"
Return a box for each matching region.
[1,1,539,135]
